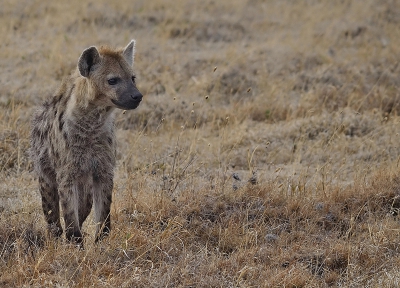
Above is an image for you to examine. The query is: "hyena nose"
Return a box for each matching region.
[131,92,143,102]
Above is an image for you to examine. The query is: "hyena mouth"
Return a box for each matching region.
[111,97,142,110]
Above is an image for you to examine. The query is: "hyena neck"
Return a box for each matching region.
[65,77,116,134]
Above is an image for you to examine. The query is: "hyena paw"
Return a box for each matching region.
[48,223,63,238]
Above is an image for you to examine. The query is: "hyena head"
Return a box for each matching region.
[77,40,143,110]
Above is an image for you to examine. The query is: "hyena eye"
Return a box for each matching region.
[131,76,136,83]
[107,78,119,85]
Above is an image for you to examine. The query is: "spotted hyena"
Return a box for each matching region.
[30,40,142,244]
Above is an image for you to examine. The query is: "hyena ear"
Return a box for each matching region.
[122,40,136,67]
[78,46,101,78]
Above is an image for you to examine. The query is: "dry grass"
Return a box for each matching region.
[2,0,400,286]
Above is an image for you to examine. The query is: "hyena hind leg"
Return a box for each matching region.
[39,176,63,238]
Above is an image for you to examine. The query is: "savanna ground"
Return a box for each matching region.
[2,0,400,287]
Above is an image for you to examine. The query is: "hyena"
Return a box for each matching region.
[30,40,142,244]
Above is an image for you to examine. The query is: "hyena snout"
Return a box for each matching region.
[130,88,143,103]
[126,88,143,109]
[112,87,143,110]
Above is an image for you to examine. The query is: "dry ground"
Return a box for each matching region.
[2,0,400,287]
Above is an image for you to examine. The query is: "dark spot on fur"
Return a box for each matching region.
[58,111,64,131]
[41,193,49,203]
[32,127,40,138]
[63,88,72,104]
[92,160,101,182]
[93,171,100,182]
[63,131,68,143]
[107,137,113,145]
[55,94,63,104]
[43,100,51,109]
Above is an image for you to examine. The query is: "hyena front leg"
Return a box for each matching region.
[78,188,93,229]
[93,178,113,242]
[59,180,83,244]
[39,175,63,238]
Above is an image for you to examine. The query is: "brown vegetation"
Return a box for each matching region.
[2,0,400,286]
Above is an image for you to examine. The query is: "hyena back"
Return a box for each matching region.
[30,40,142,243]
